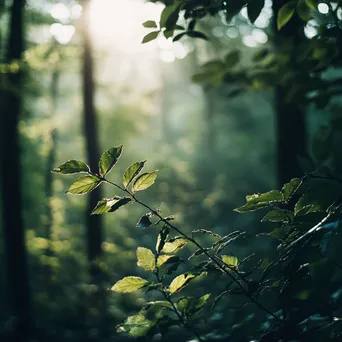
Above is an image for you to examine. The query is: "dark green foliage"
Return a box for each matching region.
[55,142,342,340]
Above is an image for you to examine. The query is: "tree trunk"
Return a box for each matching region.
[0,0,32,338]
[44,70,59,238]
[80,0,104,281]
[273,1,306,186]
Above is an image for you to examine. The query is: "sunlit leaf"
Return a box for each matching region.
[246,190,283,203]
[158,256,181,275]
[99,145,123,177]
[282,178,302,201]
[277,1,297,30]
[91,196,131,215]
[66,175,101,195]
[137,247,155,272]
[169,273,195,294]
[118,313,155,337]
[52,160,89,174]
[193,293,211,310]
[221,255,238,269]
[157,254,178,267]
[123,161,146,188]
[111,276,148,293]
[132,171,158,192]
[234,190,283,213]
[142,31,159,43]
[143,20,158,28]
[162,237,187,254]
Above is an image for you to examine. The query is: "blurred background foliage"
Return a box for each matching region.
[1,0,342,341]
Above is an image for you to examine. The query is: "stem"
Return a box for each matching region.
[155,264,204,341]
[103,178,283,323]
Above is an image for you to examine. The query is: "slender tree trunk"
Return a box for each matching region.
[273,1,306,185]
[44,70,59,238]
[0,0,32,339]
[80,0,104,281]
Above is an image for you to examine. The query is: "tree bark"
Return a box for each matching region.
[0,0,32,338]
[273,1,306,186]
[80,0,104,281]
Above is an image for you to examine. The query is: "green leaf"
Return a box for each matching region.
[99,145,123,177]
[158,255,181,275]
[296,0,311,21]
[246,190,283,203]
[188,19,196,31]
[277,1,297,30]
[136,215,153,229]
[192,229,221,238]
[111,276,148,293]
[142,31,160,43]
[247,0,265,24]
[221,255,238,269]
[143,20,158,28]
[224,50,240,67]
[186,31,208,40]
[176,297,192,313]
[169,273,195,294]
[118,313,155,337]
[91,196,132,215]
[282,178,302,201]
[162,237,187,254]
[160,2,181,29]
[145,301,173,310]
[143,301,173,318]
[305,0,318,9]
[137,247,156,272]
[259,258,270,269]
[163,30,174,39]
[157,254,178,267]
[52,160,89,174]
[132,171,158,192]
[195,293,210,309]
[66,175,101,195]
[156,226,169,253]
[261,209,293,223]
[234,190,283,213]
[123,161,146,188]
[173,32,186,42]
